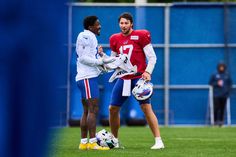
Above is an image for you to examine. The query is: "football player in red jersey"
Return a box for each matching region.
[109,12,164,149]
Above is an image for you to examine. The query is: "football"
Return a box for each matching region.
[96,129,117,148]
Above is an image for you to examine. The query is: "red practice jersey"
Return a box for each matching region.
[109,30,151,79]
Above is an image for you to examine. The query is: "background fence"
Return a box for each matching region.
[65,2,236,126]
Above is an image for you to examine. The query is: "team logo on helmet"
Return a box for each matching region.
[132,78,153,101]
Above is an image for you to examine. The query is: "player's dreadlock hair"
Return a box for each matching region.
[83,16,98,30]
[118,12,133,24]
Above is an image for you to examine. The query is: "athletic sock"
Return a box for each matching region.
[80,138,88,144]
[89,137,97,143]
[155,137,162,144]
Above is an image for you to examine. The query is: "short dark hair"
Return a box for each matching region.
[118,12,133,24]
[217,62,227,70]
[83,16,98,30]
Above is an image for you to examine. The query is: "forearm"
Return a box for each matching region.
[79,55,102,66]
[143,44,157,74]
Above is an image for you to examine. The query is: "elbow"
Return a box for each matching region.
[153,56,157,64]
[150,56,157,65]
[78,57,86,64]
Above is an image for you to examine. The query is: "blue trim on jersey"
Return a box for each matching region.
[95,46,99,59]
[110,78,150,106]
[77,77,99,99]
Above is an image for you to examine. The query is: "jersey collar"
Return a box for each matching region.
[84,29,96,37]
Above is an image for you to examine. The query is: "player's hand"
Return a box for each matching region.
[98,45,104,56]
[142,71,151,81]
[217,80,224,87]
[98,65,108,73]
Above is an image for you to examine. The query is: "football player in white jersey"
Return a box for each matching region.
[76,16,113,150]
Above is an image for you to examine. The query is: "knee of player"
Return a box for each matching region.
[88,106,99,114]
[141,104,151,113]
[109,105,120,114]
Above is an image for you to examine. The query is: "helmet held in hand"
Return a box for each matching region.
[132,78,153,101]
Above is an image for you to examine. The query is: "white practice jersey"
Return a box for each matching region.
[75,30,102,81]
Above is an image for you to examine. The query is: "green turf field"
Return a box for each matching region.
[48,126,236,157]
